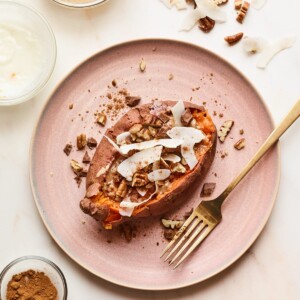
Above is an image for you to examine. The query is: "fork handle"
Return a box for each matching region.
[220,99,300,202]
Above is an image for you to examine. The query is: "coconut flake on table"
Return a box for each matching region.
[167,127,205,170]
[171,100,185,126]
[257,36,297,69]
[116,132,131,145]
[119,183,159,217]
[242,37,267,53]
[252,0,267,10]
[148,169,171,182]
[117,146,163,181]
[160,0,188,10]
[120,138,183,154]
[162,153,181,163]
[180,9,204,31]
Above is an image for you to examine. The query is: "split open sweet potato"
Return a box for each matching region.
[80,101,216,229]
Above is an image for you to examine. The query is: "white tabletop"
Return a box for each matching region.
[0,0,300,299]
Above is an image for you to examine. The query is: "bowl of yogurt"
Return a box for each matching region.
[0,1,56,106]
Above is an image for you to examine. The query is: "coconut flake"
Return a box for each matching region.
[96,163,111,177]
[252,0,267,10]
[242,37,267,53]
[117,146,162,181]
[120,138,183,154]
[180,9,204,31]
[162,154,181,163]
[148,169,171,182]
[104,135,123,154]
[136,187,147,197]
[257,36,296,69]
[167,127,205,170]
[116,132,131,145]
[160,0,188,10]
[195,0,227,23]
[119,183,159,217]
[171,101,185,126]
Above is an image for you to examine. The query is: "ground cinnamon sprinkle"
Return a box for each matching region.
[6,270,57,300]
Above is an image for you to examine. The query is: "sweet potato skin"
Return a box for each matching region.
[83,101,217,228]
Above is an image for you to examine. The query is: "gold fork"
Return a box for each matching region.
[161,99,300,269]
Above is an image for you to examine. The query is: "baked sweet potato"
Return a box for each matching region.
[80,101,217,229]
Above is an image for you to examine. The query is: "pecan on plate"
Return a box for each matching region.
[234,138,246,150]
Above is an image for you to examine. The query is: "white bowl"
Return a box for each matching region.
[0,256,68,299]
[52,0,110,8]
[0,1,57,106]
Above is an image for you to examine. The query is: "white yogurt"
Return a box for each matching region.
[0,23,44,100]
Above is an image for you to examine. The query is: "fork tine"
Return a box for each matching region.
[164,218,202,262]
[169,221,206,265]
[173,225,214,269]
[160,213,196,258]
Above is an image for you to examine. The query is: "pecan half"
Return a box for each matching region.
[132,172,148,187]
[77,134,87,150]
[224,32,244,45]
[125,96,141,107]
[217,120,234,142]
[199,17,215,33]
[236,1,250,23]
[234,138,246,150]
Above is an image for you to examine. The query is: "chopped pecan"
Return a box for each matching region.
[181,108,193,126]
[77,134,87,150]
[63,144,72,156]
[82,151,91,164]
[132,172,149,187]
[129,123,143,134]
[112,79,117,87]
[164,229,176,241]
[148,126,157,137]
[125,96,141,107]
[199,17,215,33]
[157,112,171,123]
[217,120,234,142]
[87,137,97,149]
[240,129,244,135]
[136,128,151,141]
[234,138,246,150]
[70,159,83,174]
[96,113,107,126]
[200,182,216,197]
[234,0,242,10]
[236,1,250,23]
[139,58,146,72]
[156,121,173,138]
[225,32,244,45]
[116,179,128,198]
[161,219,183,229]
[171,163,186,174]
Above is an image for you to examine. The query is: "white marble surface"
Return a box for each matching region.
[0,0,300,299]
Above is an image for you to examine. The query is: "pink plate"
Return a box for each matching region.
[30,39,280,290]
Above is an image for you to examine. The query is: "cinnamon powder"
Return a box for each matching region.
[6,270,58,300]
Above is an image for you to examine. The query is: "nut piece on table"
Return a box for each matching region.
[234,138,246,150]
[234,0,242,10]
[213,0,228,5]
[82,151,91,164]
[87,137,97,149]
[70,159,83,174]
[218,120,234,142]
[132,172,149,187]
[164,229,176,241]
[236,1,250,23]
[63,144,72,156]
[199,17,215,33]
[139,59,146,72]
[116,179,128,199]
[200,182,216,197]
[96,113,107,126]
[224,32,244,45]
[77,134,87,150]
[125,96,141,107]
[161,219,184,229]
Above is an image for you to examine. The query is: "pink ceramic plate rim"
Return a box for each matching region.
[29,39,280,290]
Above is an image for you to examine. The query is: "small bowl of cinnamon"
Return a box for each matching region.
[0,256,67,300]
